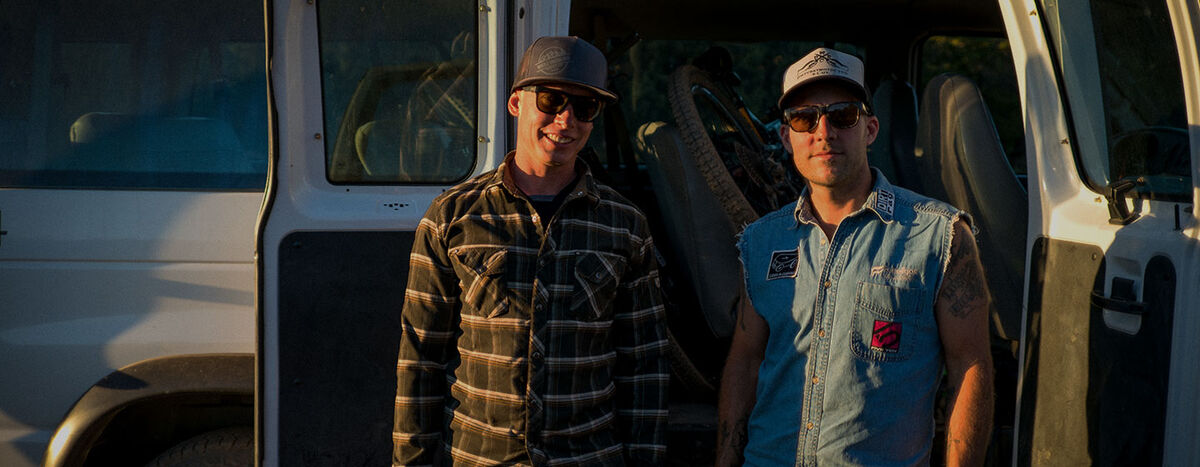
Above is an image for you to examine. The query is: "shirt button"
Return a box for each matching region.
[812,376,819,384]
[806,422,814,430]
[823,280,831,288]
[532,351,543,361]
[819,238,826,245]
[535,303,545,311]
[818,329,826,337]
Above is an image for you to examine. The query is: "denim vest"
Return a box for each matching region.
[738,170,966,466]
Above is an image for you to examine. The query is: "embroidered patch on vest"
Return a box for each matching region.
[870,265,919,283]
[871,320,902,352]
[766,249,799,280]
[875,189,895,216]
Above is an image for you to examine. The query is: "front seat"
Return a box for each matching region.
[635,121,742,339]
[915,73,1027,348]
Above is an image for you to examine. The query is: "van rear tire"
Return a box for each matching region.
[146,426,253,467]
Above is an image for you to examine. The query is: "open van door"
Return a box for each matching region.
[256,0,568,464]
[1004,0,1200,464]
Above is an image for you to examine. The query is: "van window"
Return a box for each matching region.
[919,36,1024,175]
[319,0,478,184]
[1042,0,1191,200]
[0,1,268,190]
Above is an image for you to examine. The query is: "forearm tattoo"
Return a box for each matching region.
[718,416,749,465]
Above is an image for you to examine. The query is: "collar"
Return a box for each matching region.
[489,151,601,206]
[793,167,897,226]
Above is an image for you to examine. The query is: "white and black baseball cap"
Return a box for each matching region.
[778,47,868,107]
[512,36,618,102]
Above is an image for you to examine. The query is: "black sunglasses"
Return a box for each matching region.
[523,86,604,122]
[782,101,871,133]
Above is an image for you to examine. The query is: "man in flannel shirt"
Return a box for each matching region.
[394,36,669,466]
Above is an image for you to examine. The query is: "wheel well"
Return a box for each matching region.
[43,354,254,467]
[82,392,252,466]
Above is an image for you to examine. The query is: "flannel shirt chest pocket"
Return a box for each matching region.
[451,248,509,318]
[570,252,627,321]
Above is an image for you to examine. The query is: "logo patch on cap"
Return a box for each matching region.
[799,49,848,73]
[535,46,569,74]
[766,249,799,280]
[875,189,895,216]
[871,320,902,352]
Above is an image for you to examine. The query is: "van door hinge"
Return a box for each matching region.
[0,211,6,247]
[1105,178,1141,225]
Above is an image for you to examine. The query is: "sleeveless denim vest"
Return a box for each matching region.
[738,170,967,467]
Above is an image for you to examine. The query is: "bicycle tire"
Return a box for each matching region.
[667,65,763,227]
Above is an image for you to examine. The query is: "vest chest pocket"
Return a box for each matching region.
[851,281,927,362]
[570,252,626,321]
[451,248,509,318]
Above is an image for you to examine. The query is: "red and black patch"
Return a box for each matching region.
[871,320,902,352]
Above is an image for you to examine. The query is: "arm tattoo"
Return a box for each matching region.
[940,223,989,318]
[718,416,749,465]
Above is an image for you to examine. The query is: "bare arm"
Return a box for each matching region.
[936,220,994,467]
[715,289,768,467]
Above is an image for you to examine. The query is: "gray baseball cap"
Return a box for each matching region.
[512,36,617,102]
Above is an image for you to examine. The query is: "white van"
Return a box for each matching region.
[0,1,264,465]
[3,0,1197,465]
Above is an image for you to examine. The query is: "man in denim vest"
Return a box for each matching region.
[715,47,993,466]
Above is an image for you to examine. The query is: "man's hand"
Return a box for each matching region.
[716,290,768,467]
[936,219,994,466]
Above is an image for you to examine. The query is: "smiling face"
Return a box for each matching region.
[508,83,596,173]
[781,82,879,194]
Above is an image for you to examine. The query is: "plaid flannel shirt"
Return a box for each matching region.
[394,154,669,466]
